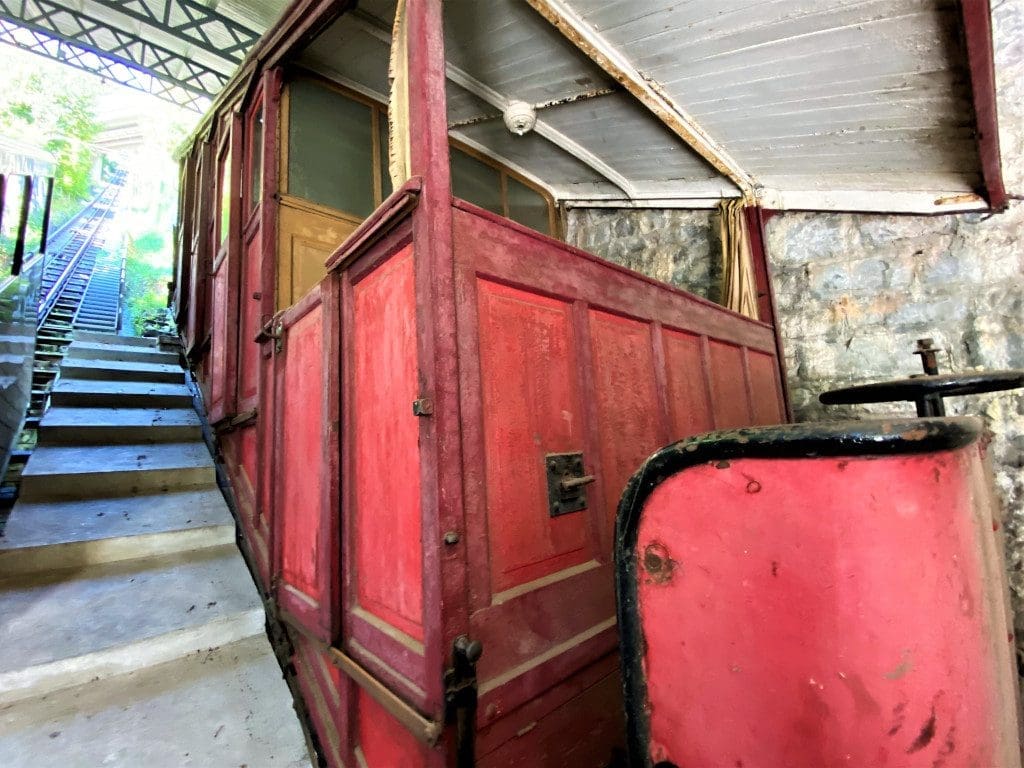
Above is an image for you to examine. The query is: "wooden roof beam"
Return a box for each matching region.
[524,0,755,198]
[349,9,637,198]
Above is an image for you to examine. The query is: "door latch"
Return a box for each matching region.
[545,452,595,517]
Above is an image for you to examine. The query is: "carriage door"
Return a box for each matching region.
[207,116,242,424]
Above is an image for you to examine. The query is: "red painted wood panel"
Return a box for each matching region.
[662,329,714,437]
[357,690,428,768]
[237,231,262,410]
[477,279,590,593]
[748,349,785,425]
[708,340,751,429]
[279,306,324,601]
[353,246,424,641]
[208,262,229,422]
[589,310,661,532]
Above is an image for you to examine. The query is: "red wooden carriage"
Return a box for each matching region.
[173,1,788,764]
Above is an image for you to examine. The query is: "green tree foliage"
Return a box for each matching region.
[0,52,102,203]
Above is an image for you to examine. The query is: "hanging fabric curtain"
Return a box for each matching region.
[718,199,759,320]
[388,0,412,188]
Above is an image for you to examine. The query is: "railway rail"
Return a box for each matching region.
[0,174,127,502]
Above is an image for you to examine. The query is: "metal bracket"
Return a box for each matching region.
[444,635,482,768]
[546,452,595,517]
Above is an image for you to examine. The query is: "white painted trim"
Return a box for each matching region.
[524,0,755,196]
[447,130,554,193]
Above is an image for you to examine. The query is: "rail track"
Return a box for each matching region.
[0,174,128,501]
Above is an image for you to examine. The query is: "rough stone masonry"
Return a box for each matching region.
[566,1,1024,663]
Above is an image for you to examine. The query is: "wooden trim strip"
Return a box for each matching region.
[961,0,1007,210]
[524,0,751,195]
[324,177,422,272]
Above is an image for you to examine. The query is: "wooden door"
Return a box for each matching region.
[451,202,786,758]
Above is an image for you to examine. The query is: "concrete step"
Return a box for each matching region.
[50,379,193,408]
[60,358,185,384]
[0,634,312,768]
[72,331,155,348]
[66,341,178,365]
[20,441,215,501]
[0,545,263,706]
[0,490,233,576]
[39,407,201,444]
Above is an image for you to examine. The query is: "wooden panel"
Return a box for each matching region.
[662,328,713,437]
[708,340,751,429]
[208,261,229,422]
[279,306,325,602]
[352,246,423,641]
[278,200,359,308]
[589,310,661,531]
[748,349,785,425]
[356,689,428,768]
[477,279,590,593]
[237,230,263,410]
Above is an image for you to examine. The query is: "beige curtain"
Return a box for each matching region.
[718,199,759,320]
[387,0,412,188]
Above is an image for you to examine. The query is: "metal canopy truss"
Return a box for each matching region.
[88,0,259,63]
[0,19,211,110]
[0,0,263,110]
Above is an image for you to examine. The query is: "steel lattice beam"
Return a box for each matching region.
[0,19,210,110]
[89,0,260,63]
[0,0,229,98]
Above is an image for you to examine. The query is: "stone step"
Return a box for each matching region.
[0,490,233,576]
[0,634,312,768]
[60,357,185,384]
[20,441,215,501]
[0,545,263,706]
[39,407,201,445]
[66,341,178,365]
[50,379,193,408]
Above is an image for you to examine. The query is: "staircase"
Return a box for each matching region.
[0,331,311,767]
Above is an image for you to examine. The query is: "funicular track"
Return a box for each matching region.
[1,175,127,501]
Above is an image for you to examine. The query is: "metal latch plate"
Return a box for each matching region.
[546,452,593,517]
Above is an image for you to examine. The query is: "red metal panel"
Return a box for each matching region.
[477,279,590,592]
[632,445,1019,767]
[662,328,713,437]
[961,0,1007,210]
[589,310,661,532]
[352,245,424,642]
[707,339,752,429]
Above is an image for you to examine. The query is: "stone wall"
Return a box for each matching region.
[565,208,721,302]
[566,0,1024,656]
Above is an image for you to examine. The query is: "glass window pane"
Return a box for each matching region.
[379,110,393,201]
[288,80,374,218]
[249,107,263,210]
[507,177,551,234]
[219,147,231,245]
[451,148,502,215]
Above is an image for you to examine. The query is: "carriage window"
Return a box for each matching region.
[452,148,502,216]
[507,177,549,234]
[287,79,374,218]
[218,147,231,246]
[450,146,556,237]
[249,107,263,211]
